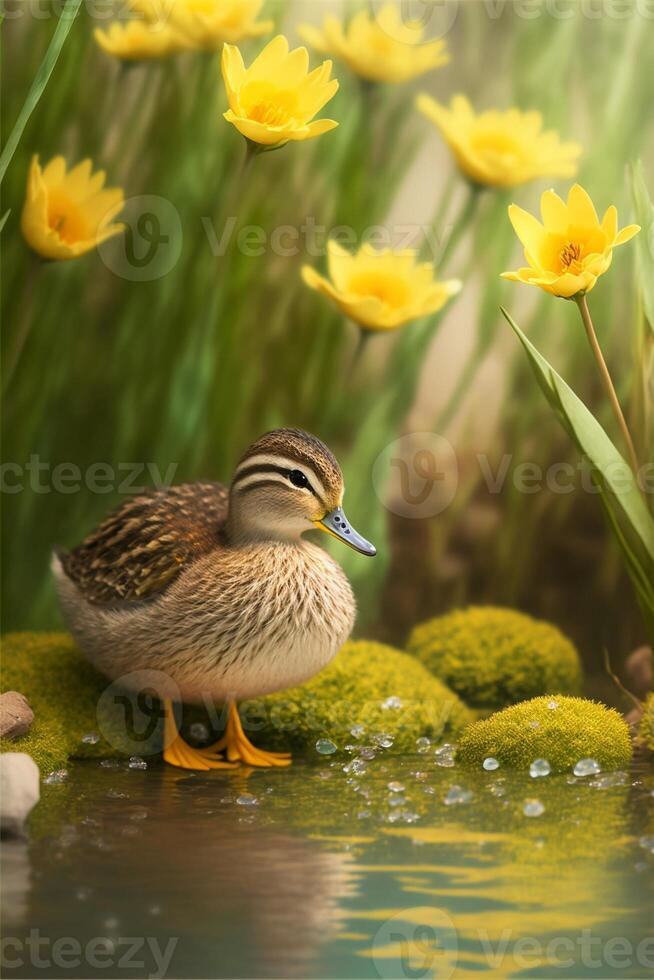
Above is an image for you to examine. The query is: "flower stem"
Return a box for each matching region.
[576,294,640,478]
[438,183,482,271]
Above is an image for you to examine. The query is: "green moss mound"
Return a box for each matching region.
[242,640,473,754]
[457,695,632,773]
[637,693,654,753]
[407,606,582,710]
[0,632,160,772]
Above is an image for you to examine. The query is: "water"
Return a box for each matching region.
[2,758,653,979]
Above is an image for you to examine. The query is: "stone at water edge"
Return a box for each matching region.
[0,692,34,739]
[0,753,40,838]
[624,646,652,701]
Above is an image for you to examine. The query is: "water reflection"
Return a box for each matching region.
[1,758,652,978]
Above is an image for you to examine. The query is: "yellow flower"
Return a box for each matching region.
[302,241,461,332]
[221,35,338,147]
[130,0,273,50]
[416,94,582,188]
[21,156,125,261]
[94,20,188,60]
[501,184,640,298]
[298,3,448,84]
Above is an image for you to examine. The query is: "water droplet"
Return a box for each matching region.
[638,835,654,854]
[81,733,100,745]
[387,781,405,793]
[381,696,402,711]
[434,744,456,767]
[529,758,551,778]
[483,757,500,771]
[547,699,559,710]
[528,719,540,729]
[573,758,601,777]
[389,795,408,807]
[488,782,505,798]
[350,724,365,738]
[589,771,627,789]
[315,738,337,755]
[128,756,147,770]
[444,785,473,806]
[99,759,120,769]
[44,769,68,785]
[358,746,376,761]
[372,733,395,749]
[415,737,431,753]
[189,722,209,742]
[343,758,367,775]
[523,799,545,817]
[236,794,258,807]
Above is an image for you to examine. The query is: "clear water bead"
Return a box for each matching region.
[372,732,395,749]
[434,744,456,767]
[236,794,258,806]
[315,738,337,755]
[483,757,500,771]
[358,746,376,761]
[547,699,559,710]
[81,733,100,745]
[350,724,365,738]
[381,696,402,711]
[523,799,545,817]
[99,759,119,769]
[415,737,431,753]
[529,758,551,778]
[444,785,473,806]
[189,722,209,742]
[573,758,601,777]
[387,781,405,793]
[128,756,147,770]
[44,769,68,785]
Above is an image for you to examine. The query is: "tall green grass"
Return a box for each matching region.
[2,1,652,665]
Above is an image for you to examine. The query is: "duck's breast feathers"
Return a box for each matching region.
[57,481,229,605]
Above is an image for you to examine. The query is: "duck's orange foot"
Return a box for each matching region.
[163,735,236,771]
[162,698,236,771]
[214,703,292,768]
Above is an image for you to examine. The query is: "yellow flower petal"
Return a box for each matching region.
[21,154,125,262]
[221,34,339,147]
[303,241,459,332]
[503,184,638,298]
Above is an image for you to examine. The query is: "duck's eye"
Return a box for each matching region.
[289,469,309,489]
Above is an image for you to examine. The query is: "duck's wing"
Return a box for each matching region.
[59,482,229,604]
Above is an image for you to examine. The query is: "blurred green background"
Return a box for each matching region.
[2,0,653,677]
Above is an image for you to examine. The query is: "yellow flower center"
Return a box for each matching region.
[558,241,583,274]
[470,130,523,169]
[348,271,410,309]
[241,81,301,128]
[47,189,91,244]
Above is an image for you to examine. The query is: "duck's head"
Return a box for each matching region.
[227,428,376,556]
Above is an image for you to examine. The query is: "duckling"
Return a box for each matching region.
[53,429,376,769]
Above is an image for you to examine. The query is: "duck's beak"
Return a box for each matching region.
[314,506,376,557]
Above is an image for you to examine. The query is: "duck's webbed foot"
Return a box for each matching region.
[163,700,236,771]
[213,702,292,768]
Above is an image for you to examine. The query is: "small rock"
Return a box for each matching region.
[0,693,34,740]
[624,646,652,700]
[0,753,40,838]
